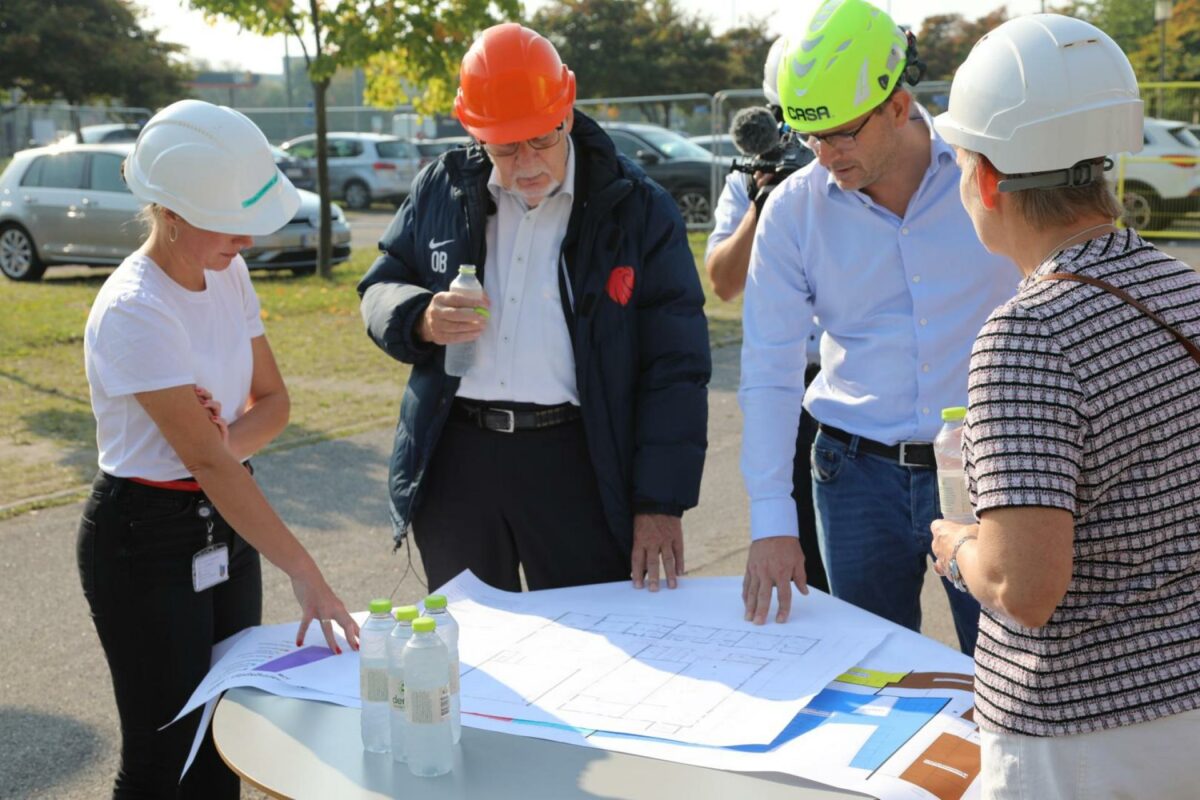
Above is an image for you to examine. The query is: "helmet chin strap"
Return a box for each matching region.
[997,158,1113,193]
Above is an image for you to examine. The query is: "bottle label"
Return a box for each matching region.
[389,674,406,711]
[407,686,450,724]
[937,469,975,521]
[361,667,389,703]
[449,658,460,694]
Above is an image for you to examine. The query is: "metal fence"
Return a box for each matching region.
[0,104,151,158]
[6,81,1196,238]
[1113,82,1200,240]
[232,105,465,146]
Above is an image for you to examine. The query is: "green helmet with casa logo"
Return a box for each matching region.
[777,0,920,132]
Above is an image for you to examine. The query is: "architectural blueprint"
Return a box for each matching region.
[444,572,889,746]
[447,573,982,800]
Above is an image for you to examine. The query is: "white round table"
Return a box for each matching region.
[213,687,871,799]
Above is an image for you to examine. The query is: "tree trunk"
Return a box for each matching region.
[71,105,83,142]
[313,79,333,278]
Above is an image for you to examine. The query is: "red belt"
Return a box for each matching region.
[128,476,204,492]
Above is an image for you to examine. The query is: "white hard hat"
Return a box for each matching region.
[124,99,300,236]
[934,14,1142,187]
[762,36,788,106]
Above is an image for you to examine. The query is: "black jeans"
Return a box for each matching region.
[77,472,261,799]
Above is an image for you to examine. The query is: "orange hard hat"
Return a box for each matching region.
[454,23,576,145]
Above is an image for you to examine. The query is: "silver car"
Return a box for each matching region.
[279,132,420,210]
[0,143,352,281]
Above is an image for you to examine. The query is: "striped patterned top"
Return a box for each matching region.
[963,229,1200,737]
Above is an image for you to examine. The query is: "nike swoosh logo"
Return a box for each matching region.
[429,237,454,249]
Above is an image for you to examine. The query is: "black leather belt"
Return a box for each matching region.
[452,400,581,433]
[817,424,936,468]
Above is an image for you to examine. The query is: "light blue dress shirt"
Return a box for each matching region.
[739,107,1016,541]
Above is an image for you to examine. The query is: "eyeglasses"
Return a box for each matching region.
[480,123,565,158]
[803,108,881,153]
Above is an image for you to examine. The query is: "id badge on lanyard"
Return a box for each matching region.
[192,502,229,592]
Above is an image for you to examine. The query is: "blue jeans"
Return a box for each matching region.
[811,429,980,654]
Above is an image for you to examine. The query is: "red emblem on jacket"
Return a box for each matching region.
[606,266,635,306]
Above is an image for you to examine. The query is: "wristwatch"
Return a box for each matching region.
[947,534,977,593]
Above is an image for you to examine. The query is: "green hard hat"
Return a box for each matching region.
[778,0,912,132]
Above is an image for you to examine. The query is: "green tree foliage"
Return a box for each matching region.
[915,7,1009,81]
[1122,0,1200,84]
[189,0,516,276]
[0,0,188,117]
[531,0,771,97]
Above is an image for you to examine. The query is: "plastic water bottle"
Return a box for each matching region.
[404,617,453,777]
[388,605,419,763]
[359,598,393,754]
[444,265,484,377]
[934,407,975,524]
[424,594,461,743]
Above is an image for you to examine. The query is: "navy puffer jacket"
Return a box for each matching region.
[358,110,711,550]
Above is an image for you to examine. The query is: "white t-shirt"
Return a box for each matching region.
[84,252,265,480]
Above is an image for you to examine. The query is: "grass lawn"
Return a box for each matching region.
[0,232,741,514]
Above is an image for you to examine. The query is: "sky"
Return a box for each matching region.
[142,0,1049,76]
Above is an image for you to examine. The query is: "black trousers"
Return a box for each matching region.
[413,414,629,592]
[794,365,828,593]
[77,472,261,799]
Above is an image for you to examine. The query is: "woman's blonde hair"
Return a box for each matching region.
[960,149,1123,229]
[136,203,165,238]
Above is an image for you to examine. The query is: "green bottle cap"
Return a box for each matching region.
[368,598,392,615]
[424,594,447,610]
[413,617,437,633]
[393,605,419,622]
[941,406,967,422]
[458,265,476,275]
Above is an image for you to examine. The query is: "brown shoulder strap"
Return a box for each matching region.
[1037,272,1200,366]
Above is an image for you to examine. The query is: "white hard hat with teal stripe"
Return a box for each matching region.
[777,0,923,132]
[124,99,300,236]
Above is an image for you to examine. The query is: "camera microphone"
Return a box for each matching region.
[730,106,780,158]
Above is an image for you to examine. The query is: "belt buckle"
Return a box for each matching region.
[488,408,516,434]
[898,442,921,468]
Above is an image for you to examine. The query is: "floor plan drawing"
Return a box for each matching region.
[450,579,889,746]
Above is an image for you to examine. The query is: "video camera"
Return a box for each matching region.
[727,105,814,189]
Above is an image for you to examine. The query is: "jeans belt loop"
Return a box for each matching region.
[846,433,860,459]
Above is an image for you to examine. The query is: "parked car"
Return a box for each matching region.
[271,145,316,192]
[1117,118,1200,230]
[415,136,471,170]
[0,143,351,281]
[279,132,420,210]
[600,122,729,225]
[690,133,740,158]
[56,123,143,146]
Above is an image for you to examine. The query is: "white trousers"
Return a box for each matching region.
[980,708,1200,800]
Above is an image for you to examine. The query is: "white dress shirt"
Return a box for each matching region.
[739,105,1017,540]
[456,140,579,405]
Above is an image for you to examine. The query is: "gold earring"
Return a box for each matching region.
[168,223,178,243]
